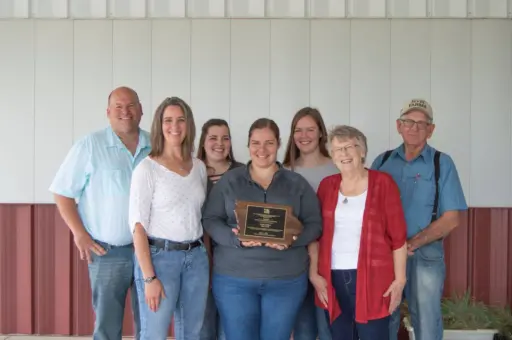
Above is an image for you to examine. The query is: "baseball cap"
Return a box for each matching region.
[399,99,433,121]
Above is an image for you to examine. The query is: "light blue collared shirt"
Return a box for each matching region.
[49,126,151,246]
[371,143,468,239]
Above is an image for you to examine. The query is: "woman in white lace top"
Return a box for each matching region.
[128,97,209,340]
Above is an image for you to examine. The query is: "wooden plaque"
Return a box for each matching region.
[234,200,303,246]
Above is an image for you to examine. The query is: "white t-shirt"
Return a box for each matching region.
[331,190,367,269]
[128,156,207,242]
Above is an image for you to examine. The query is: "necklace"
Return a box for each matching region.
[342,197,348,204]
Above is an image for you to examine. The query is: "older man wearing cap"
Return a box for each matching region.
[371,99,467,340]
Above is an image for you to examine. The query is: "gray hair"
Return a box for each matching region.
[328,125,368,162]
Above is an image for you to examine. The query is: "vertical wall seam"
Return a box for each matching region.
[71,19,75,142]
[228,18,232,125]
[468,20,472,206]
[308,18,311,106]
[348,19,352,125]
[149,19,153,117]
[32,19,36,204]
[189,19,192,104]
[509,20,512,206]
[388,19,391,148]
[111,19,114,91]
[30,204,35,333]
[428,19,432,102]
[268,19,272,118]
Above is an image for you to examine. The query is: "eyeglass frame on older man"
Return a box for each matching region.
[397,118,432,130]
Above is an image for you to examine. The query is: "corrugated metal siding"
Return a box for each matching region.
[0,204,510,336]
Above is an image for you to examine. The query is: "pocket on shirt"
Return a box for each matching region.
[411,171,436,208]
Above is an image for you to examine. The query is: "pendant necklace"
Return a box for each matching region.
[342,197,348,204]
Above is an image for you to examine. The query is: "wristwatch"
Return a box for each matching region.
[143,275,157,283]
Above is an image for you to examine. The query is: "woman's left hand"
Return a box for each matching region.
[383,279,406,314]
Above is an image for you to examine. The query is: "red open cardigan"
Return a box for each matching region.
[315,169,407,324]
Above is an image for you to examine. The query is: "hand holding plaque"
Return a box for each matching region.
[234,200,303,247]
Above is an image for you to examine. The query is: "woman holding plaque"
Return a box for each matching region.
[202,118,323,340]
[196,118,243,340]
[283,107,338,340]
[310,125,407,340]
[129,97,209,340]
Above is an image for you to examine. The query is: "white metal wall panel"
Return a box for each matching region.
[151,20,191,117]
[350,20,391,163]
[228,0,265,17]
[389,20,431,149]
[430,0,467,17]
[309,0,346,18]
[348,0,387,17]
[230,20,271,163]
[34,21,73,203]
[470,20,512,207]
[0,21,34,203]
[113,21,152,130]
[1,0,512,18]
[388,0,427,17]
[70,0,107,18]
[190,20,231,137]
[188,0,225,17]
[269,20,310,161]
[73,21,112,141]
[109,0,146,18]
[0,0,29,18]
[469,0,509,17]
[31,0,67,18]
[1,18,512,206]
[309,20,350,132]
[267,0,305,17]
[429,20,471,206]
[148,0,186,18]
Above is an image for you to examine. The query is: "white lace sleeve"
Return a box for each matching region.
[128,158,155,234]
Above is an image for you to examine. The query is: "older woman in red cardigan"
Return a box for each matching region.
[309,125,408,340]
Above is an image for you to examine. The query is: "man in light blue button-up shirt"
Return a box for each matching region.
[50,87,151,340]
[371,99,468,340]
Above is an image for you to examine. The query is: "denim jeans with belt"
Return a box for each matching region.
[389,241,446,340]
[134,237,209,340]
[88,241,140,340]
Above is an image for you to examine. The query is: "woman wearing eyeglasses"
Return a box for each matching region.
[310,125,408,340]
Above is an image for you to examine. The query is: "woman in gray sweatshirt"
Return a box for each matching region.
[202,118,323,340]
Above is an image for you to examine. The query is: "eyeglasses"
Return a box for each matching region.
[399,119,430,130]
[332,144,359,153]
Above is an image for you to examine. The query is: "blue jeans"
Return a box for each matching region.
[331,269,390,340]
[292,282,332,340]
[88,241,140,340]
[134,239,209,340]
[212,272,308,340]
[199,288,225,340]
[389,241,445,340]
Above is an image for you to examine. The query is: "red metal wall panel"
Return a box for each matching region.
[0,204,511,336]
